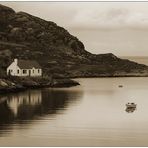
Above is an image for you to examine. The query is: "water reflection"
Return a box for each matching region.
[125,107,137,113]
[8,90,42,116]
[0,88,82,135]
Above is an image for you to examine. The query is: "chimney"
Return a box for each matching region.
[14,58,18,64]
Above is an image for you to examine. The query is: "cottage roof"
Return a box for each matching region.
[17,60,41,69]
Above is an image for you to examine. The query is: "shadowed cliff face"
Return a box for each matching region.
[0,4,148,78]
[0,4,15,31]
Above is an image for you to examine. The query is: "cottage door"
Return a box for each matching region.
[29,70,31,76]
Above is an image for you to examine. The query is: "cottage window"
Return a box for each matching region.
[38,69,40,73]
[8,70,12,75]
[17,70,19,74]
[33,70,34,73]
[23,70,27,74]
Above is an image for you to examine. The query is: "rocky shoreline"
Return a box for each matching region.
[69,73,148,78]
[0,77,80,94]
[1,73,148,94]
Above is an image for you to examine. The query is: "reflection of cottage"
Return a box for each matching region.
[7,59,42,77]
[7,90,42,115]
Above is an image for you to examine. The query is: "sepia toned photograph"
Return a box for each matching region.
[0,0,148,146]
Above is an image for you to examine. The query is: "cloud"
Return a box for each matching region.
[68,7,148,30]
[2,2,148,30]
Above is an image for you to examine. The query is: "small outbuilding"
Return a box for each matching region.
[7,59,42,77]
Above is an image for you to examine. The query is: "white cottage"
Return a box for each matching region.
[7,59,42,77]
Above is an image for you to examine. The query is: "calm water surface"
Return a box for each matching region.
[0,58,148,146]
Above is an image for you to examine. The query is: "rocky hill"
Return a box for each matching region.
[0,4,148,78]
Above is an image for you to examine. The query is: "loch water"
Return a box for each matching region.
[0,57,148,146]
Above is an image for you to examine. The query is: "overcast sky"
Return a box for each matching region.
[1,1,148,56]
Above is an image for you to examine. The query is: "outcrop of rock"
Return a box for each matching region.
[0,77,80,93]
[0,4,148,78]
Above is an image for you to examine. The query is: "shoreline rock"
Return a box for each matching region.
[51,79,80,87]
[0,77,80,94]
[1,73,148,94]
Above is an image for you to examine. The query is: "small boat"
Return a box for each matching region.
[118,85,123,88]
[126,102,137,108]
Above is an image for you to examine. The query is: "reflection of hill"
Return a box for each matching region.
[0,101,14,123]
[0,89,82,135]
